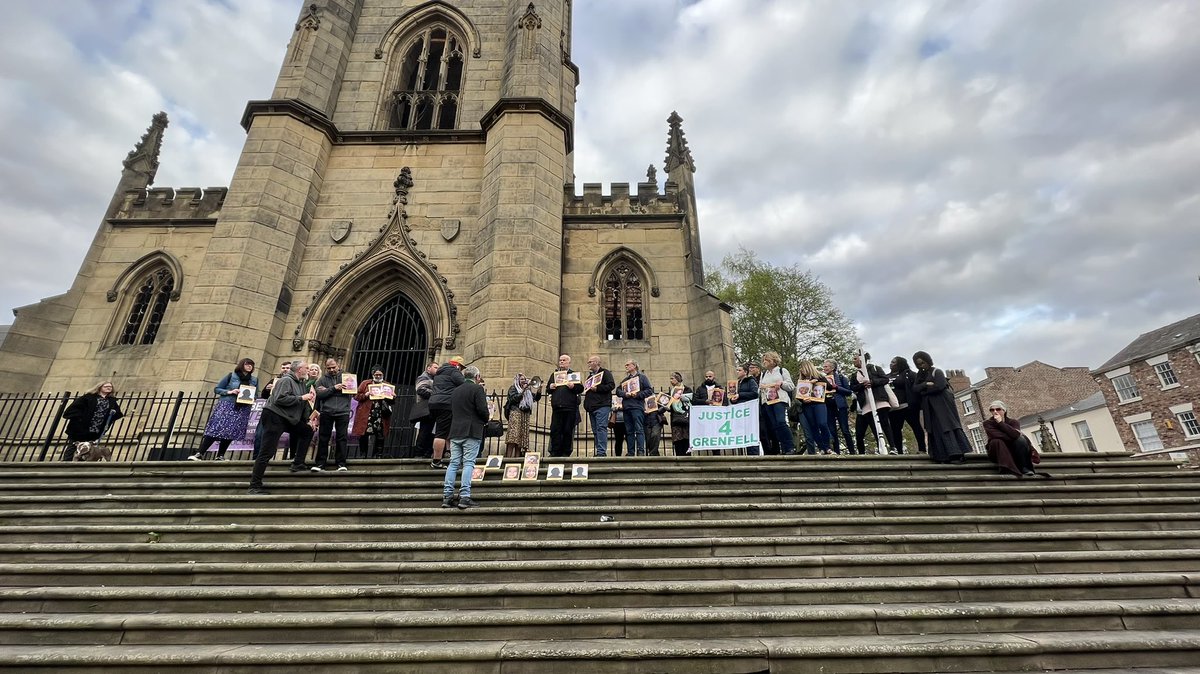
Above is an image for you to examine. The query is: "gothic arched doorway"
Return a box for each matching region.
[347,293,428,455]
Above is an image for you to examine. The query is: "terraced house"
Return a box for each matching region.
[1093,312,1200,457]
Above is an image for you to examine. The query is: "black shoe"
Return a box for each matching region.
[441,497,456,508]
[1022,469,1036,476]
[431,461,445,469]
[457,497,478,509]
[289,464,308,473]
[949,456,966,465]
[247,485,270,495]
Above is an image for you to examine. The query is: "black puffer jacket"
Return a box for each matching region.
[429,363,465,410]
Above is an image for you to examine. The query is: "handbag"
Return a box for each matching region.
[884,383,899,408]
[1030,445,1041,465]
[484,420,505,437]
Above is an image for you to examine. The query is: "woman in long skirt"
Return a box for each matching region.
[912,351,969,464]
[189,358,258,461]
[504,373,540,458]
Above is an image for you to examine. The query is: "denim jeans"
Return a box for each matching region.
[443,437,481,498]
[800,403,830,454]
[826,403,853,454]
[623,407,646,455]
[589,407,610,456]
[762,403,795,453]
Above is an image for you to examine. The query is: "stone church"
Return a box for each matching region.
[0,0,733,395]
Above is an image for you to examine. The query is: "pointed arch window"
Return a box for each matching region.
[604,262,645,341]
[117,267,174,346]
[388,24,465,131]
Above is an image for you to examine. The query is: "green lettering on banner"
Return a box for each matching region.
[718,420,732,435]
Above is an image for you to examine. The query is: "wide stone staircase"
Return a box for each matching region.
[0,452,1198,673]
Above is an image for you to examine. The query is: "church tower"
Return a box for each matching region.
[1,0,732,399]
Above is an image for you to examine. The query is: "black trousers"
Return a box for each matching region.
[548,408,577,457]
[413,414,435,458]
[252,409,313,486]
[855,410,894,454]
[313,413,350,467]
[888,406,926,454]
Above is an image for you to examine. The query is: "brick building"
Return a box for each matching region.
[0,0,733,393]
[953,361,1105,453]
[1092,313,1200,454]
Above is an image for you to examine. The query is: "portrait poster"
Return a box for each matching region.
[644,395,659,413]
[656,393,671,409]
[553,371,569,387]
[611,395,622,409]
[503,464,522,481]
[622,377,641,396]
[765,386,781,404]
[471,466,485,481]
[570,464,589,480]
[341,373,358,393]
[567,372,582,384]
[584,372,602,390]
[795,380,813,401]
[726,380,737,396]
[522,452,541,480]
[368,384,386,400]
[485,455,503,469]
[379,384,395,399]
[711,388,725,405]
[546,464,565,480]
[811,382,826,400]
[236,385,256,404]
[487,400,498,420]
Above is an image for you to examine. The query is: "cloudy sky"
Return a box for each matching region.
[1,0,1198,380]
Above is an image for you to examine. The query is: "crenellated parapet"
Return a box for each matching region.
[562,181,682,217]
[108,187,228,226]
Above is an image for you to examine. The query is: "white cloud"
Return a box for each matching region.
[0,0,1197,381]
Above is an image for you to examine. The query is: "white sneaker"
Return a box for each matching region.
[187,454,202,461]
[336,465,349,472]
[215,456,227,461]
[310,466,323,473]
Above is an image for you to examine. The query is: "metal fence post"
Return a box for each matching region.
[37,392,73,462]
[159,392,184,461]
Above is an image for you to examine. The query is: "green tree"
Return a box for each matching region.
[706,248,859,376]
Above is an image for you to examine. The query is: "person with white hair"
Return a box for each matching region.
[443,364,489,509]
[982,400,1038,477]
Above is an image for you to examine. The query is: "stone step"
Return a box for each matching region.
[2,548,1197,587]
[0,629,1198,673]
[3,598,1199,646]
[5,573,1195,614]
[6,510,1199,543]
[4,482,1200,507]
[4,471,1199,496]
[3,529,1199,564]
[3,495,1198,526]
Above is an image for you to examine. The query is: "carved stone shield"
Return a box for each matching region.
[330,220,352,243]
[441,219,460,242]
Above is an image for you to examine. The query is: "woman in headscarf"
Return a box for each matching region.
[504,372,541,458]
[61,381,124,461]
[887,356,926,455]
[352,365,392,462]
[912,351,969,464]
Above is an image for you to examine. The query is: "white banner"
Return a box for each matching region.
[687,401,760,453]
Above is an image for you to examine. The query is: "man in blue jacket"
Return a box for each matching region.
[823,360,855,455]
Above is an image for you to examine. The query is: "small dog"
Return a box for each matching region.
[73,441,112,462]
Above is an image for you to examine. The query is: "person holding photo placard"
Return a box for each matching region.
[504,372,541,458]
[311,358,353,471]
[189,358,258,461]
[795,361,832,455]
[758,352,797,455]
[547,354,582,457]
[667,372,693,456]
[617,359,654,456]
[583,355,616,457]
[822,360,855,455]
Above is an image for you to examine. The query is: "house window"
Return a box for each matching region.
[961,397,975,415]
[1153,361,1179,388]
[603,262,645,341]
[117,267,174,345]
[1112,373,1140,402]
[968,426,985,451]
[1073,420,1098,452]
[1178,411,1200,439]
[388,25,465,131]
[1130,420,1163,451]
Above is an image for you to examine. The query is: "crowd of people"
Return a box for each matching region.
[60,349,1046,500]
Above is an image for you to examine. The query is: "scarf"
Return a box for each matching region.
[515,374,534,411]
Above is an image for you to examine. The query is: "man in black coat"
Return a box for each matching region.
[442,365,489,509]
[547,354,582,457]
[249,360,315,494]
[582,355,616,457]
[309,358,352,471]
[428,356,465,469]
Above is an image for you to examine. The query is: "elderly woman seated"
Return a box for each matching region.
[982,400,1038,477]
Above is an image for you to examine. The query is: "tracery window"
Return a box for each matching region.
[603,263,645,341]
[388,25,465,131]
[118,267,174,345]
